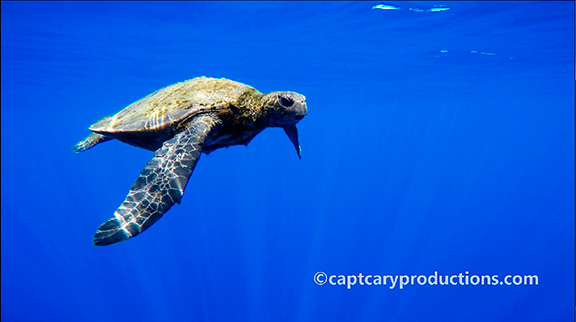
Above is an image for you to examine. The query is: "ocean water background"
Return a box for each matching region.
[1,1,573,321]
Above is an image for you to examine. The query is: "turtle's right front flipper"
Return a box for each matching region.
[93,115,220,246]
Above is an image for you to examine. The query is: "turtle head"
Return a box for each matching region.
[262,91,307,126]
[261,91,307,159]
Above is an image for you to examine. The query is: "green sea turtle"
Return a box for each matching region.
[73,76,307,246]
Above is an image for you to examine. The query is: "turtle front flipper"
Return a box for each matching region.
[93,115,221,246]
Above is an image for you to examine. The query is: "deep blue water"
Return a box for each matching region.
[1,1,574,321]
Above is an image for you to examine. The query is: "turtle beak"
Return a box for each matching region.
[283,124,301,159]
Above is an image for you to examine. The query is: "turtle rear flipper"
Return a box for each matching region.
[93,115,220,246]
[73,133,112,153]
[73,116,114,153]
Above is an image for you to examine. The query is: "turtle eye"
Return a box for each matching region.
[279,96,295,108]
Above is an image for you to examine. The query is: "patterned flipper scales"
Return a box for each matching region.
[93,115,220,246]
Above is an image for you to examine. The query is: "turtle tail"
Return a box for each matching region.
[73,132,112,153]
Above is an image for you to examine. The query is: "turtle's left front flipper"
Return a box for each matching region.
[93,115,220,246]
